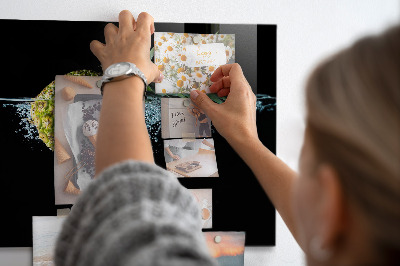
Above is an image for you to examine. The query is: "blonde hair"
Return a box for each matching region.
[305,25,400,264]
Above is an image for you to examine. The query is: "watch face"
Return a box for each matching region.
[106,62,131,77]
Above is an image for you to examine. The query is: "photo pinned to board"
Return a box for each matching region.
[163,138,218,177]
[203,231,246,266]
[161,97,212,139]
[154,32,235,94]
[53,74,102,204]
[33,216,66,266]
[190,189,212,228]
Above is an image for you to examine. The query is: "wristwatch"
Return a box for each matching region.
[96,62,148,98]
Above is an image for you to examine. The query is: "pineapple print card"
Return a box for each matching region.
[154,33,235,94]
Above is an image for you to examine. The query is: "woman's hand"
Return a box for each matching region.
[90,10,163,83]
[172,154,181,161]
[190,63,258,147]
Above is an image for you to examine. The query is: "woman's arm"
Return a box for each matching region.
[90,11,161,175]
[95,78,153,174]
[187,107,199,126]
[165,146,180,160]
[229,135,298,240]
[202,139,215,149]
[186,106,194,116]
[190,64,299,242]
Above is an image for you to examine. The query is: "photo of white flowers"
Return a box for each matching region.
[154,32,235,94]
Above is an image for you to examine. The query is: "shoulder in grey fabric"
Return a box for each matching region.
[55,160,217,266]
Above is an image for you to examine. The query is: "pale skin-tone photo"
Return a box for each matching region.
[54,10,400,266]
[165,139,214,161]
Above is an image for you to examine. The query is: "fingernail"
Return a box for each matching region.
[190,90,199,100]
[155,71,164,83]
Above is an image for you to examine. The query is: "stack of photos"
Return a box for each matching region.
[157,32,234,178]
[157,31,235,234]
[161,97,217,178]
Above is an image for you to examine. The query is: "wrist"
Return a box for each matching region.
[227,130,261,152]
[102,76,146,99]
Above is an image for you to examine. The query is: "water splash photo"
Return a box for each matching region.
[1,91,275,154]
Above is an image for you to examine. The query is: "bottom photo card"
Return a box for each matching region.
[189,189,213,228]
[33,216,66,266]
[203,231,246,266]
[163,138,219,177]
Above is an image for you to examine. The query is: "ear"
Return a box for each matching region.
[316,164,347,250]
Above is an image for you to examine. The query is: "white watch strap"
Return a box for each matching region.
[97,62,148,98]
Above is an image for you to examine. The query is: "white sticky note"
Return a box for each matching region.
[184,43,226,67]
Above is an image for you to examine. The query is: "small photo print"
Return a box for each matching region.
[163,138,218,177]
[33,216,66,266]
[161,98,211,139]
[54,75,102,205]
[203,231,246,266]
[154,32,235,94]
[190,189,212,228]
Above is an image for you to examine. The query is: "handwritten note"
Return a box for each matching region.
[171,111,186,128]
[184,43,226,67]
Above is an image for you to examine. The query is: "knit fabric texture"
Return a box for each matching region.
[54,160,217,266]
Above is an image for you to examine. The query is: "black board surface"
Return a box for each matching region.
[0,19,276,247]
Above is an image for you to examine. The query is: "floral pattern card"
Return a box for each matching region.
[154,32,235,94]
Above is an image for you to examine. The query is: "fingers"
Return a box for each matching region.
[136,12,154,36]
[153,70,164,83]
[210,63,243,83]
[149,63,164,83]
[90,40,105,59]
[190,90,217,118]
[217,88,230,97]
[209,64,245,98]
[211,63,252,98]
[118,10,135,35]
[104,23,118,44]
[209,76,231,93]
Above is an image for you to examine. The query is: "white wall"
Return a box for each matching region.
[0,1,398,265]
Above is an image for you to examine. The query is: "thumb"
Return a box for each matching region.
[190,90,217,117]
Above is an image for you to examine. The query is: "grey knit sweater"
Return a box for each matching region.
[55,160,217,266]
